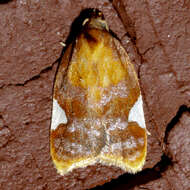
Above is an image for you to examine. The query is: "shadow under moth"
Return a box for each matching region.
[50,9,147,176]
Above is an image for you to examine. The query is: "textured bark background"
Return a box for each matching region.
[0,0,190,189]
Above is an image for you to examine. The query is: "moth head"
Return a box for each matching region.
[82,8,109,31]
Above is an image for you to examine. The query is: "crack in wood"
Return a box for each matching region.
[164,105,190,145]
[0,60,58,89]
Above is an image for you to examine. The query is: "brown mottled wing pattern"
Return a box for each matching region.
[50,27,147,175]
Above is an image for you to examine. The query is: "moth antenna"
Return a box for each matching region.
[82,18,89,26]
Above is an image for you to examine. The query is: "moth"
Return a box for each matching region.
[50,9,147,176]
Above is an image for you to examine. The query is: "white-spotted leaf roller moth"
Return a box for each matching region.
[50,9,147,176]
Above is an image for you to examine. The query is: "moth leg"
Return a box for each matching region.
[60,42,66,47]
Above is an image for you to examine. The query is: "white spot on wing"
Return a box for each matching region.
[51,99,67,130]
[128,95,146,129]
[123,136,137,149]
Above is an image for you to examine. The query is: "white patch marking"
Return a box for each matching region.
[123,136,137,149]
[111,142,122,151]
[138,137,145,145]
[51,99,67,130]
[128,95,146,129]
[108,118,128,131]
[128,151,141,161]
